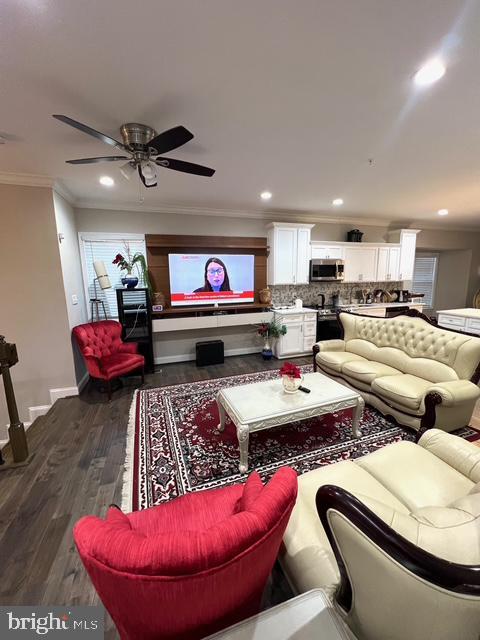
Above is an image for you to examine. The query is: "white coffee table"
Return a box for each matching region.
[204,589,357,639]
[216,371,364,472]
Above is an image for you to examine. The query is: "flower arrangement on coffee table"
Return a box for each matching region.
[279,361,303,393]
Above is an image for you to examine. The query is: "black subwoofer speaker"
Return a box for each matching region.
[195,340,224,367]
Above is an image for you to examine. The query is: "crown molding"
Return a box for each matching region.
[73,199,480,232]
[53,180,77,205]
[73,199,402,226]
[0,171,55,188]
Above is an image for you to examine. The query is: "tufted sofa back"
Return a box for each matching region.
[72,320,124,359]
[340,312,480,383]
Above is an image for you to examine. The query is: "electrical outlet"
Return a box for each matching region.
[72,294,78,305]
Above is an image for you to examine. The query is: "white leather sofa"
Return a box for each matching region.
[313,311,480,432]
[281,429,480,640]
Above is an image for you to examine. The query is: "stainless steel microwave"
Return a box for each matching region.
[309,259,345,282]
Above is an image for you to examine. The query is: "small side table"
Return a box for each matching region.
[204,589,356,639]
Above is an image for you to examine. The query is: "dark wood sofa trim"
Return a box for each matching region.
[315,484,480,613]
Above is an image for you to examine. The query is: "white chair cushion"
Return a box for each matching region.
[342,359,401,384]
[371,374,432,410]
[315,351,366,374]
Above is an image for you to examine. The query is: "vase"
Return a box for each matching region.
[282,374,303,393]
[122,274,139,289]
[261,338,273,360]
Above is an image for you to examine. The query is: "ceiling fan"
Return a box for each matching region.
[52,115,215,188]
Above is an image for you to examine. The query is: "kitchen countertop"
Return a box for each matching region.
[272,302,423,313]
[272,307,317,314]
[437,308,480,319]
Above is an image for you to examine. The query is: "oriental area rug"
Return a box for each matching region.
[122,365,480,511]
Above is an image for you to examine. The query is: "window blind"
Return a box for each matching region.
[412,254,438,308]
[81,236,147,318]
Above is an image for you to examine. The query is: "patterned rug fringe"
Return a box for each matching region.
[121,388,138,512]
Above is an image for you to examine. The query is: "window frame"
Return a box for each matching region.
[78,232,146,320]
[412,251,439,310]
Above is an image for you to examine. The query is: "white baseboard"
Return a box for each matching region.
[154,346,262,366]
[29,405,51,422]
[49,386,79,404]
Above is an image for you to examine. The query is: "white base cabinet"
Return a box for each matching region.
[437,309,480,336]
[273,310,317,358]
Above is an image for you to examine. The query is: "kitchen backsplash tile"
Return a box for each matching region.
[270,281,403,306]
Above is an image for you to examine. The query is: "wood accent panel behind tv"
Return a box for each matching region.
[146,234,268,308]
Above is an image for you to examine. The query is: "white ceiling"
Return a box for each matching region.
[2,0,480,227]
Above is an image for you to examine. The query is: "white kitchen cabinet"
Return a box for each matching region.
[273,310,317,358]
[311,244,345,260]
[376,246,400,282]
[343,246,378,282]
[387,229,420,281]
[267,223,314,285]
[296,227,311,285]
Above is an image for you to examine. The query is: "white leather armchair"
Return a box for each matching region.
[281,429,480,640]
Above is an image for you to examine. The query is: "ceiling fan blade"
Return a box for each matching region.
[148,126,194,155]
[155,157,215,177]
[52,115,127,151]
[66,156,130,164]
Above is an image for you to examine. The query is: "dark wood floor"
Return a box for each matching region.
[0,354,309,637]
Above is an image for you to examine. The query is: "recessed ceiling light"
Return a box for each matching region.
[437,208,449,216]
[332,198,344,206]
[414,58,446,86]
[99,176,114,187]
[260,191,272,200]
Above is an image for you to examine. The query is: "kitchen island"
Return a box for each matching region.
[437,308,480,336]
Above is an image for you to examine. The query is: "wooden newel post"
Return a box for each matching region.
[0,336,29,464]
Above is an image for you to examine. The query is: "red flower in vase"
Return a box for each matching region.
[279,362,302,378]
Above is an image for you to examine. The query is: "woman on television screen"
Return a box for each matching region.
[193,257,231,292]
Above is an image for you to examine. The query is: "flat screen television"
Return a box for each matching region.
[168,254,255,306]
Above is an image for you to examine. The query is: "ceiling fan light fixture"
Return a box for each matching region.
[139,161,157,187]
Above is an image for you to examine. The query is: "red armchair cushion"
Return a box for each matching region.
[100,353,144,378]
[74,467,297,640]
[72,320,144,381]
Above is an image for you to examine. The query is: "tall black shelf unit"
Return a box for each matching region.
[116,287,154,373]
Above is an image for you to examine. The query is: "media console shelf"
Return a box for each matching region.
[153,303,269,317]
[153,310,273,333]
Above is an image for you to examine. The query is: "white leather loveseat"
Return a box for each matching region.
[313,310,480,432]
[281,429,480,640]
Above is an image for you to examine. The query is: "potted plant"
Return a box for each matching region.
[112,242,151,292]
[279,361,303,393]
[256,319,287,360]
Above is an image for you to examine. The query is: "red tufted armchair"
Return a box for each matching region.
[72,320,144,400]
[74,467,298,640]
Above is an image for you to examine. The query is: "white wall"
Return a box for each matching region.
[53,191,88,385]
[0,185,77,440]
[434,250,472,313]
